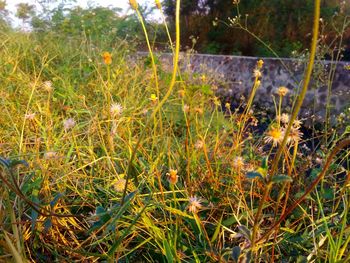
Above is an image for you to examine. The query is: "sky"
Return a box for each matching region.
[7,0,155,27]
[7,0,153,11]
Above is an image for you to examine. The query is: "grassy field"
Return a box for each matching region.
[1,1,350,262]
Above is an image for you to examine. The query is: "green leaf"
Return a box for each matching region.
[246,171,263,180]
[261,156,269,170]
[222,216,237,227]
[271,174,293,183]
[163,240,174,263]
[232,246,241,262]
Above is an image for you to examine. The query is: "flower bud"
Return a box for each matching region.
[129,0,138,10]
[155,0,161,9]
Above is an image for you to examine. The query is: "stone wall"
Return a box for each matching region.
[138,52,350,124]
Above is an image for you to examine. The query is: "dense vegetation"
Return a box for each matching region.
[0,0,349,262]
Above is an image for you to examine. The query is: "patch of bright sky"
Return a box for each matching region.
[7,0,158,28]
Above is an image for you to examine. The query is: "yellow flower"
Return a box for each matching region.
[114,178,127,192]
[129,0,138,10]
[277,86,289,97]
[257,59,264,69]
[166,169,178,185]
[178,89,185,98]
[155,0,161,9]
[264,126,284,147]
[102,52,112,65]
[150,93,158,103]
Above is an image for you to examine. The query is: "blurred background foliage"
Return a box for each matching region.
[0,0,349,59]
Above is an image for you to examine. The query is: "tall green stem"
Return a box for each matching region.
[121,0,181,205]
[251,0,321,253]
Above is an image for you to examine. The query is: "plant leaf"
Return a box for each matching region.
[261,156,269,170]
[271,174,293,183]
[246,171,263,180]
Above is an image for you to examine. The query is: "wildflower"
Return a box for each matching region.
[42,81,53,92]
[129,0,138,10]
[102,52,112,65]
[200,74,206,81]
[225,102,231,110]
[264,126,284,147]
[344,64,350,71]
[178,89,185,98]
[188,196,203,213]
[293,118,302,128]
[194,107,203,115]
[25,112,36,120]
[280,113,290,124]
[155,0,161,9]
[44,151,58,160]
[257,59,264,69]
[114,178,127,192]
[166,169,178,185]
[287,126,303,145]
[110,103,123,116]
[232,156,245,169]
[277,86,289,97]
[183,104,190,113]
[63,118,76,131]
[253,69,262,78]
[194,140,204,149]
[213,97,221,106]
[150,94,158,103]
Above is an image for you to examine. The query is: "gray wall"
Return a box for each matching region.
[139,52,350,124]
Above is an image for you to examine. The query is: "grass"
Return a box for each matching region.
[1,1,350,262]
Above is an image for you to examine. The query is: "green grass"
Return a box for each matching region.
[1,1,350,262]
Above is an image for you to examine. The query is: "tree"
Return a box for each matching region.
[162,0,348,58]
[16,3,36,24]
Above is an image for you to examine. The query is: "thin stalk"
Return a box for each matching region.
[135,8,163,133]
[251,0,321,252]
[121,0,181,205]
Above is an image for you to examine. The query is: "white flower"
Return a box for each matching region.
[44,151,58,160]
[25,112,36,120]
[110,103,123,116]
[63,118,76,131]
[232,156,245,169]
[253,69,262,78]
[42,81,53,92]
[280,113,290,124]
[188,196,203,213]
